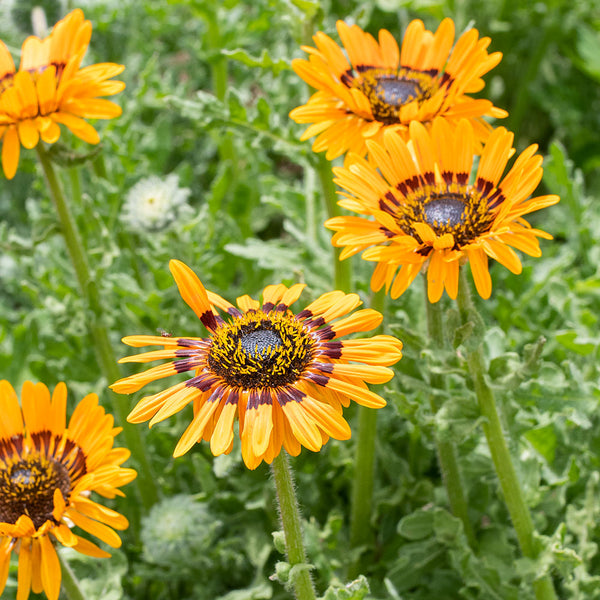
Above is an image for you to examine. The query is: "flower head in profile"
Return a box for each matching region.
[111,260,403,469]
[326,118,559,302]
[0,9,125,179]
[0,381,136,600]
[290,19,506,160]
[120,174,192,233]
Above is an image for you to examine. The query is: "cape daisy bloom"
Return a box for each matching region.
[0,9,125,179]
[290,18,506,160]
[111,260,403,470]
[325,118,559,302]
[0,380,136,600]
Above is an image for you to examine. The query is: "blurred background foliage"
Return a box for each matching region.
[0,0,599,598]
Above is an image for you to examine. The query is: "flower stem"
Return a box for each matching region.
[35,144,159,511]
[456,269,557,600]
[315,154,352,292]
[271,452,317,600]
[425,286,476,548]
[348,289,385,569]
[58,551,86,600]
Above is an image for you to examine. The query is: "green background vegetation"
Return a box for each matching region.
[1,0,600,598]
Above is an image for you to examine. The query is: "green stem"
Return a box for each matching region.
[58,551,87,600]
[205,8,236,165]
[424,283,476,548]
[35,144,159,512]
[315,154,352,292]
[347,288,385,578]
[456,269,557,600]
[271,452,317,600]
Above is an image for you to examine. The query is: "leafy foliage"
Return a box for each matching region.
[1,0,599,598]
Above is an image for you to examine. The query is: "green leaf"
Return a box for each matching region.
[576,25,600,81]
[524,424,557,463]
[397,509,434,540]
[47,143,102,167]
[320,575,370,600]
[222,48,290,75]
[556,330,596,355]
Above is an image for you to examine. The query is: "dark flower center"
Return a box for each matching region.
[353,68,435,124]
[382,186,497,250]
[208,313,315,389]
[423,197,466,228]
[240,329,283,358]
[374,76,422,107]
[0,454,72,529]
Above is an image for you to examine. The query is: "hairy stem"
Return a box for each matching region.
[36,144,159,513]
[456,268,557,600]
[425,284,476,547]
[271,453,317,600]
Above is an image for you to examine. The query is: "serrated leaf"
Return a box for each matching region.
[222,48,290,75]
[320,575,370,600]
[48,143,102,167]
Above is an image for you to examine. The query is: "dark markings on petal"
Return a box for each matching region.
[439,72,452,86]
[58,438,88,481]
[355,64,376,73]
[31,430,52,452]
[177,338,204,348]
[404,176,422,193]
[247,389,273,409]
[320,341,343,359]
[0,437,19,462]
[379,199,395,216]
[59,438,76,462]
[456,172,469,186]
[417,246,432,257]
[487,190,505,210]
[442,171,453,185]
[381,226,395,238]
[247,389,260,410]
[295,309,312,320]
[226,389,239,406]
[312,362,334,374]
[305,316,326,330]
[185,374,218,392]
[277,386,305,406]
[384,190,399,206]
[66,446,88,480]
[174,348,201,358]
[306,372,330,387]
[227,307,243,318]
[12,435,24,455]
[262,301,275,312]
[206,384,225,403]
[199,310,218,332]
[397,181,409,197]
[340,69,354,87]
[424,171,435,186]
[174,357,202,373]
[275,303,288,313]
[317,325,336,340]
[476,178,494,197]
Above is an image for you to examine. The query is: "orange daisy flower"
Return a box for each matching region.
[0,9,125,179]
[290,18,507,160]
[111,260,403,470]
[325,118,559,302]
[0,380,136,600]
